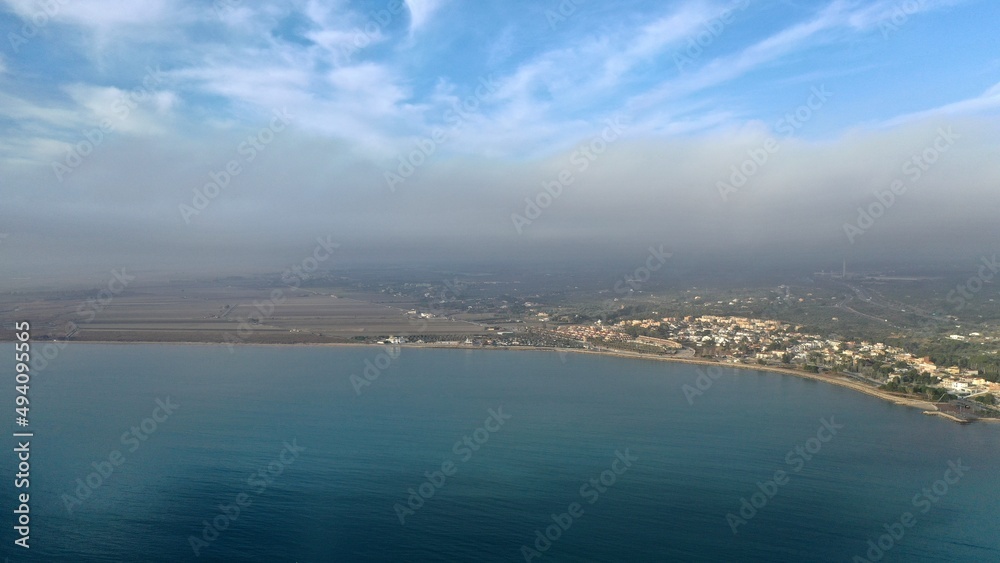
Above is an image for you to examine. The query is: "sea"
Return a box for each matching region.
[1,343,998,562]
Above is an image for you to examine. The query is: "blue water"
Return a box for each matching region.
[1,344,999,562]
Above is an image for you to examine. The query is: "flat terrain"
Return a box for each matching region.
[0,279,488,344]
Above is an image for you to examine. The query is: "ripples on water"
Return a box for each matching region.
[2,344,998,562]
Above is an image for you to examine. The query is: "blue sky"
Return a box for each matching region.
[3,0,997,157]
[1,0,999,278]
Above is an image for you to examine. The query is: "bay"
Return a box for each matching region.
[2,343,998,562]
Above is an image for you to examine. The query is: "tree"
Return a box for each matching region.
[973,394,997,406]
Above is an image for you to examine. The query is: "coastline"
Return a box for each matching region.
[526,346,943,413]
[12,337,985,423]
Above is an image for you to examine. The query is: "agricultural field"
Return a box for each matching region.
[0,277,488,345]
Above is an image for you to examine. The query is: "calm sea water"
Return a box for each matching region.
[2,343,999,562]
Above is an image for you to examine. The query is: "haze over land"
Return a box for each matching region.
[1,0,999,286]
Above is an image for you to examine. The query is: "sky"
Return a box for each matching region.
[0,0,999,285]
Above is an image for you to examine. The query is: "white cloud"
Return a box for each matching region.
[302,0,389,65]
[172,58,313,112]
[844,0,960,31]
[62,83,174,135]
[880,81,1000,127]
[0,91,86,129]
[404,0,446,35]
[327,63,411,115]
[628,2,847,112]
[450,2,739,157]
[2,0,180,28]
[600,2,717,84]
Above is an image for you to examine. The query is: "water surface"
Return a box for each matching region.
[2,344,998,561]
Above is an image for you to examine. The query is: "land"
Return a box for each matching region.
[2,264,999,423]
[0,276,486,345]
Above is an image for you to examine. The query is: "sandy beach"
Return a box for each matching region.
[525,346,943,411]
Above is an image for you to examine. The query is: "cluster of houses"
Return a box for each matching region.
[554,315,1000,400]
[555,322,633,343]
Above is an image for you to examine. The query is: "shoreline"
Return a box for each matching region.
[12,337,989,423]
[529,346,944,413]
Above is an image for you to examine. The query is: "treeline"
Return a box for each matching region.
[881,379,955,401]
[888,339,1000,382]
[914,340,1000,382]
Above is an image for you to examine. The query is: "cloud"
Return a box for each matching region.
[2,0,178,27]
[599,1,717,85]
[404,0,447,35]
[844,0,961,31]
[880,81,1000,127]
[628,1,846,112]
[0,0,998,284]
[2,106,997,283]
[62,83,176,135]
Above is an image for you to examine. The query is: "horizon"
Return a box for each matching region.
[2,4,1000,559]
[1,0,999,283]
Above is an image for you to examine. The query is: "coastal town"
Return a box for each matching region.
[550,314,1000,416]
[9,267,1000,422]
[375,309,1000,421]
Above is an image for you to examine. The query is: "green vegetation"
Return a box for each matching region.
[973,394,997,406]
[896,339,1000,382]
[880,371,956,401]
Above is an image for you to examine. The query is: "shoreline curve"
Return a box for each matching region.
[13,338,991,423]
